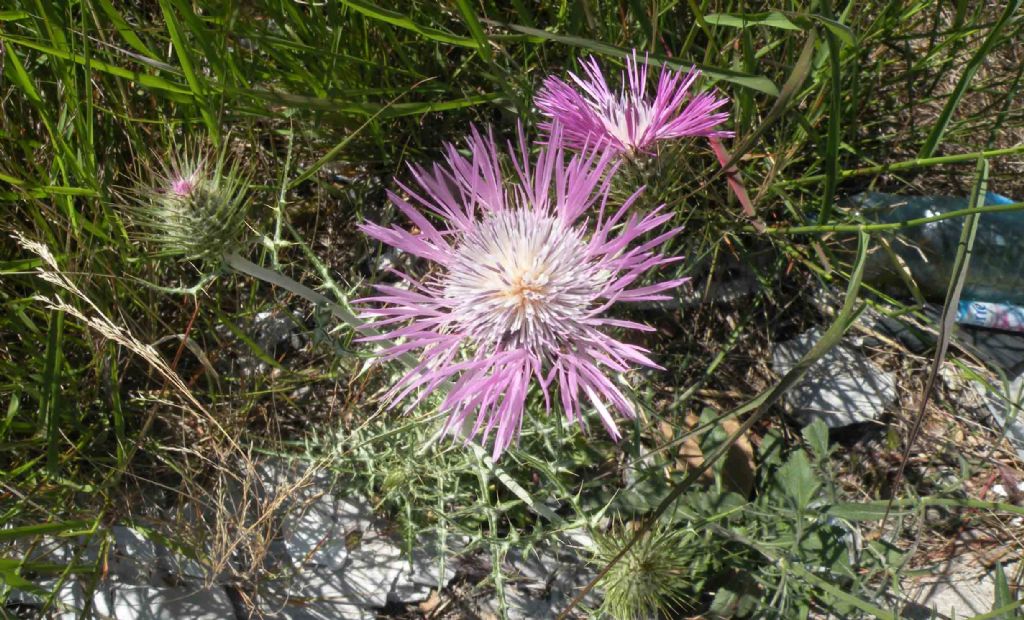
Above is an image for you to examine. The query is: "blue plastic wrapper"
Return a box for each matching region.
[852,191,1024,311]
[957,300,1024,331]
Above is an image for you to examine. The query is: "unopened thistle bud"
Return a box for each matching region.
[594,521,711,619]
[128,142,250,264]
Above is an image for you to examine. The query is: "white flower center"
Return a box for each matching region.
[596,94,652,150]
[443,210,603,351]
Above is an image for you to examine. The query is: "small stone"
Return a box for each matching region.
[772,328,898,427]
[257,458,453,606]
[251,456,301,498]
[902,560,1003,619]
[958,327,1024,374]
[110,584,235,620]
[870,314,934,354]
[505,589,560,620]
[477,588,544,620]
[283,491,375,571]
[678,271,758,308]
[388,536,456,604]
[153,540,208,583]
[991,481,1024,502]
[253,311,305,357]
[11,534,73,566]
[480,533,601,620]
[507,548,554,585]
[262,568,375,620]
[289,385,313,401]
[561,528,595,552]
[4,579,103,619]
[988,372,1024,460]
[389,579,433,605]
[337,536,405,608]
[283,507,353,571]
[107,526,160,584]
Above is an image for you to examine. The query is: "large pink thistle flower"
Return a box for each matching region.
[358,126,687,460]
[536,52,732,156]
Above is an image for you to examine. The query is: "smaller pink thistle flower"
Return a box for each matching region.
[170,175,197,197]
[536,52,732,156]
[358,126,688,460]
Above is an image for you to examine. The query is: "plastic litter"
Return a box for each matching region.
[957,300,1024,331]
[852,191,1024,332]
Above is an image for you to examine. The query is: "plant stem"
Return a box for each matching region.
[134,271,218,296]
[777,144,1024,188]
[751,199,1024,235]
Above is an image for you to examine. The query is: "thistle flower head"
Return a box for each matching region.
[536,52,732,156]
[170,175,198,197]
[127,141,250,263]
[358,126,687,460]
[594,521,707,619]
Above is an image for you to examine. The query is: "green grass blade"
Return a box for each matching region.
[2,41,82,188]
[2,35,193,95]
[166,0,226,83]
[992,562,1016,619]
[229,85,498,117]
[716,30,817,173]
[492,21,780,96]
[812,15,855,46]
[703,12,802,30]
[917,0,1022,158]
[157,0,218,138]
[42,309,65,475]
[781,143,1024,187]
[884,158,987,521]
[286,90,401,189]
[786,561,897,619]
[0,520,91,542]
[340,0,479,48]
[827,502,912,521]
[832,496,1024,520]
[214,311,287,373]
[972,601,1024,620]
[91,0,159,59]
[452,0,494,63]
[815,3,845,223]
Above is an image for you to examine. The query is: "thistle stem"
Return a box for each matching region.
[270,128,295,269]
[134,271,218,296]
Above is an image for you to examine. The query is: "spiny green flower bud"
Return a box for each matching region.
[594,520,709,619]
[129,142,250,264]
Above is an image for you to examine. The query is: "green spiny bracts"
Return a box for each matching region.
[594,520,711,619]
[128,141,250,264]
